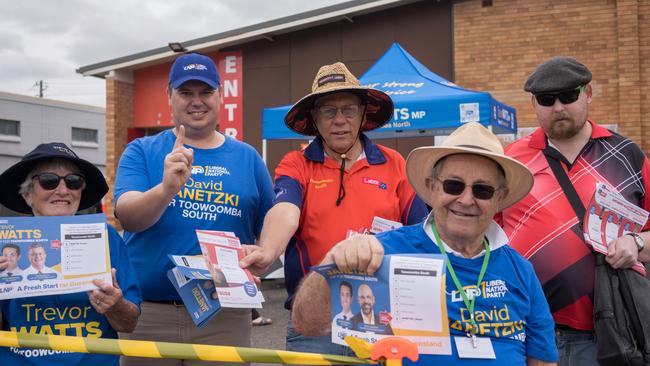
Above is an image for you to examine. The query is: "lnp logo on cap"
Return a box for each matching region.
[183,63,208,71]
[318,74,346,87]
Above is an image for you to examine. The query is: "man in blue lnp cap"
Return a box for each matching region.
[114,53,274,366]
[502,56,650,365]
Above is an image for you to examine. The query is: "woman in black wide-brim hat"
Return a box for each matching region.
[0,143,141,366]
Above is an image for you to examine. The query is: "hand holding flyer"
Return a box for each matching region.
[584,182,649,274]
[197,230,264,308]
[0,214,112,300]
[167,230,265,327]
[313,254,451,356]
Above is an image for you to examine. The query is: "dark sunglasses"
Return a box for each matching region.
[534,86,585,107]
[32,173,85,191]
[437,178,498,200]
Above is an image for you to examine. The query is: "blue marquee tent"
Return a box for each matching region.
[262,43,517,143]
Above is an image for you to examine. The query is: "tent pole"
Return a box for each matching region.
[263,139,267,166]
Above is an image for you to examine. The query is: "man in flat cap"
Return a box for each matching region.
[501,56,650,365]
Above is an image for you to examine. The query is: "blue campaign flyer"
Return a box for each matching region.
[167,253,222,327]
[313,254,452,355]
[167,267,222,328]
[0,214,111,299]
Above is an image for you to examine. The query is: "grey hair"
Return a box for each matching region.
[28,242,45,252]
[431,154,507,189]
[19,159,81,196]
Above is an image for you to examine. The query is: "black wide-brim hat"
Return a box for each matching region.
[285,62,394,136]
[0,143,108,214]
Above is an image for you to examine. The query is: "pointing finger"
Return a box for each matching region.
[173,125,186,151]
[180,147,194,167]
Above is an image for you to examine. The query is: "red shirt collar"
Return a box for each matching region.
[528,120,611,150]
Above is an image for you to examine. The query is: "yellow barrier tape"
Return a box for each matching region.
[0,331,373,365]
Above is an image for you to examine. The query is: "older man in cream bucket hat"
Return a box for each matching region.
[291,122,559,365]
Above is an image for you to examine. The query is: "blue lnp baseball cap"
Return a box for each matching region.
[168,53,220,89]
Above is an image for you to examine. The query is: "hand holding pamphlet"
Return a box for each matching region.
[0,214,111,299]
[312,254,451,355]
[196,230,264,308]
[167,230,264,327]
[584,182,649,275]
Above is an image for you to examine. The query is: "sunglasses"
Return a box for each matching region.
[437,178,498,200]
[32,173,85,191]
[534,86,585,107]
[314,104,362,120]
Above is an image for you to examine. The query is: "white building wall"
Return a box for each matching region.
[0,91,106,215]
[0,91,105,174]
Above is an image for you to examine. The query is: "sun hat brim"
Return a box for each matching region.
[0,146,108,214]
[406,145,533,210]
[284,86,393,136]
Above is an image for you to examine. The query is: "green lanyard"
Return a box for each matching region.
[431,222,490,336]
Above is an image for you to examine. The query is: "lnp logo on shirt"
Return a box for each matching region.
[449,285,481,302]
[191,165,231,177]
[362,177,387,190]
[449,279,509,302]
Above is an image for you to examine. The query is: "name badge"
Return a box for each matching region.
[454,336,496,359]
[370,216,403,234]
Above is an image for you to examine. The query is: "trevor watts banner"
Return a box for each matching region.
[0,214,111,299]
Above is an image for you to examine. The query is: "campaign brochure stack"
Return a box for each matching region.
[167,230,264,327]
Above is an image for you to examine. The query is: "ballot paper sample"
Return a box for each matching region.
[313,254,451,355]
[0,214,111,300]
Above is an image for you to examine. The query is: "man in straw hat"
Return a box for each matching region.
[240,62,427,354]
[501,56,650,364]
[291,122,558,365]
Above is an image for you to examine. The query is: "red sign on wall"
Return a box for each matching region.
[133,51,244,140]
[218,52,243,140]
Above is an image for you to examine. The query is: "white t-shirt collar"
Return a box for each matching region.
[421,211,508,259]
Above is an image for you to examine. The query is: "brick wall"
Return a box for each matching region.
[102,1,650,223]
[105,76,134,228]
[639,1,650,151]
[454,0,648,150]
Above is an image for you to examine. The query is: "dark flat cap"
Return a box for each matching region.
[524,56,592,94]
